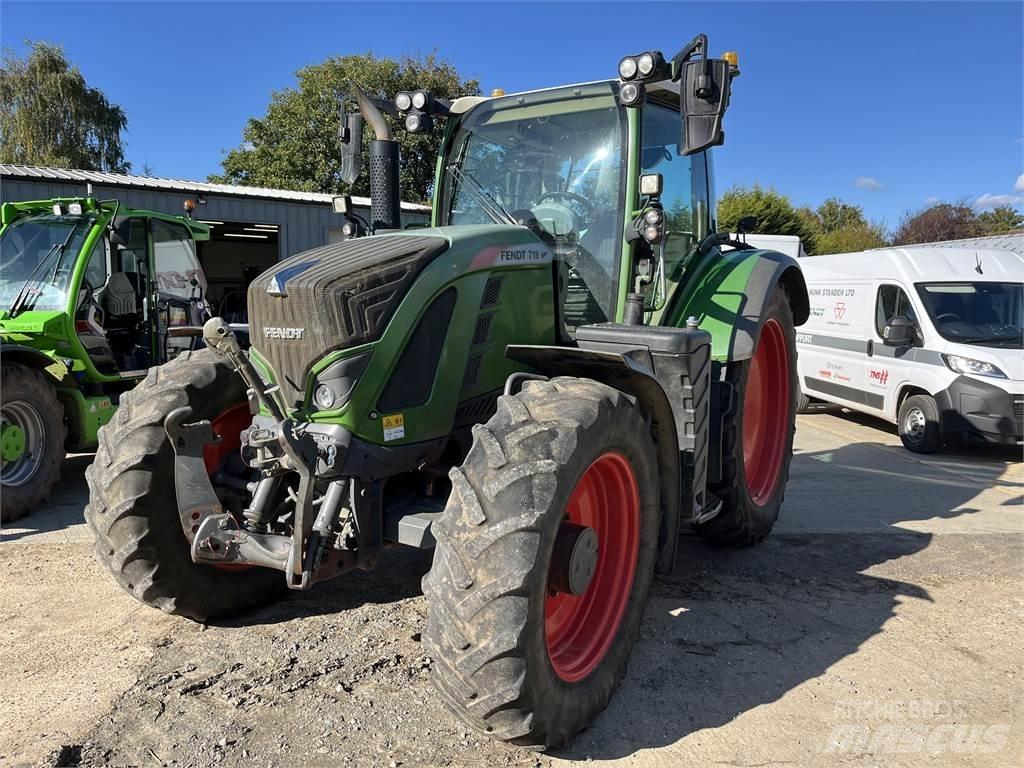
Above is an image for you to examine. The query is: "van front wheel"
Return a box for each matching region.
[898,394,941,453]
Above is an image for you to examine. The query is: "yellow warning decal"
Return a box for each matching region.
[382,413,405,442]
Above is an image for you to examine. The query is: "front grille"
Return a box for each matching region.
[1013,396,1023,423]
[248,235,449,406]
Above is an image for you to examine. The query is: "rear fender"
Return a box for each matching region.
[505,345,681,574]
[671,248,808,362]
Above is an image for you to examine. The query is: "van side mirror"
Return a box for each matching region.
[339,110,363,186]
[680,57,733,156]
[883,315,914,347]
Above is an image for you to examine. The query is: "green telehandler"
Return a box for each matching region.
[0,198,210,521]
[86,35,809,748]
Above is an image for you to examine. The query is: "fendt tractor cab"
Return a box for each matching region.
[87,35,809,748]
[0,199,210,520]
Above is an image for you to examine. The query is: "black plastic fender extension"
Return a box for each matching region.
[507,322,715,575]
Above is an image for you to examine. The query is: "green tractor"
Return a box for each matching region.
[0,198,210,521]
[86,36,808,748]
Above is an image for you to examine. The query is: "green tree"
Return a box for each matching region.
[978,205,1024,235]
[211,52,480,204]
[815,222,888,254]
[717,185,819,252]
[0,41,129,172]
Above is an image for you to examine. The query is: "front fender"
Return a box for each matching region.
[668,248,808,362]
[0,343,71,383]
[506,344,681,575]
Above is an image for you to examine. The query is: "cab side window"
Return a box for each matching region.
[152,220,202,299]
[83,237,108,291]
[875,284,918,336]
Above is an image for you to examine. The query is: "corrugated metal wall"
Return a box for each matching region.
[0,177,431,261]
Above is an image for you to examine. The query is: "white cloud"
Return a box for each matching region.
[1015,173,1024,191]
[925,196,940,205]
[854,176,883,191]
[974,193,1024,209]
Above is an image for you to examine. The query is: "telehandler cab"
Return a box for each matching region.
[86,35,809,748]
[0,199,210,521]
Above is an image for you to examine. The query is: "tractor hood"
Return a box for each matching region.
[248,233,450,406]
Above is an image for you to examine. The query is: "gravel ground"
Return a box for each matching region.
[1,407,1021,768]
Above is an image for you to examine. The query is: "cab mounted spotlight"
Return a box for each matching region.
[395,91,413,112]
[405,111,434,134]
[618,80,646,107]
[636,50,669,81]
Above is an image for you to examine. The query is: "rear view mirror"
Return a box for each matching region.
[883,315,914,347]
[680,58,732,156]
[339,111,363,186]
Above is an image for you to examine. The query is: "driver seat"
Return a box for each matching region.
[103,272,138,318]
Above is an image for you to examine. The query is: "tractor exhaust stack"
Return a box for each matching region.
[352,85,401,232]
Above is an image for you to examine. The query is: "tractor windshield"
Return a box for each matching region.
[442,82,627,325]
[0,214,92,313]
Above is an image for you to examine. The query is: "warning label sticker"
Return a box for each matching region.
[382,413,405,442]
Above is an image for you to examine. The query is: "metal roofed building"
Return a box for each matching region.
[1,163,432,309]
[890,232,1024,252]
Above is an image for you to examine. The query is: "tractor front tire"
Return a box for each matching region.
[84,350,284,621]
[1,364,66,523]
[695,286,798,546]
[423,377,660,749]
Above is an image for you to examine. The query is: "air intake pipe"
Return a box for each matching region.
[352,85,401,232]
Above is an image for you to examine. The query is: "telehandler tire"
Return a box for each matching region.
[1,363,66,523]
[423,377,660,749]
[85,350,284,621]
[695,285,797,546]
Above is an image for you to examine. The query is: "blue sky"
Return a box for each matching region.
[2,1,1022,227]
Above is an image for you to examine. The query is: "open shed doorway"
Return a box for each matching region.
[195,220,280,322]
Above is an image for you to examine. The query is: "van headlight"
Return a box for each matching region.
[941,354,1007,379]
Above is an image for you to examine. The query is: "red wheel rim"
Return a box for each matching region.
[545,452,640,683]
[202,403,252,571]
[742,318,791,506]
[203,403,251,476]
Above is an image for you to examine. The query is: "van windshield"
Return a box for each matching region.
[916,282,1023,348]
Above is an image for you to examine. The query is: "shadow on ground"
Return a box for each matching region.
[800,402,1022,463]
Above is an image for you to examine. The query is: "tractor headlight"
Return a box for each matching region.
[395,91,412,112]
[643,225,662,243]
[341,221,356,238]
[68,202,83,215]
[618,56,638,80]
[405,112,423,132]
[637,52,655,77]
[942,354,1007,379]
[411,90,428,110]
[315,384,337,410]
[644,208,663,225]
[619,81,645,107]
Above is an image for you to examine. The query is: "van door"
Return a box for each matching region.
[869,282,922,418]
[799,281,873,409]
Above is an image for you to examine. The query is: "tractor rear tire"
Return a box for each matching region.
[1,364,66,523]
[423,377,660,749]
[694,286,797,546]
[84,350,284,621]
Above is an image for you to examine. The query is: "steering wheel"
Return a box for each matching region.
[935,312,961,322]
[535,191,594,216]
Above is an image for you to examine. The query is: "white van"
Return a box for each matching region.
[795,246,1023,453]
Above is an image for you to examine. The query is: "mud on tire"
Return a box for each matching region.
[84,350,283,621]
[422,377,660,749]
[694,286,798,546]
